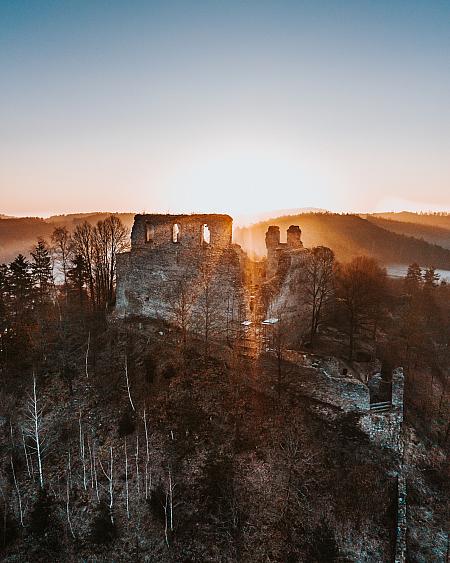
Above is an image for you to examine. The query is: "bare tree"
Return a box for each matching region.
[72,221,96,304]
[65,452,75,538]
[272,316,287,402]
[85,331,90,379]
[79,411,87,490]
[304,246,335,344]
[21,428,31,479]
[135,434,140,499]
[195,258,224,364]
[335,256,387,361]
[24,375,45,489]
[92,440,99,501]
[10,457,24,527]
[51,226,73,290]
[92,215,130,307]
[99,446,114,516]
[167,277,194,350]
[143,409,150,500]
[124,438,129,519]
[163,467,175,546]
[124,354,135,411]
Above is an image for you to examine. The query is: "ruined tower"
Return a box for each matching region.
[287,225,302,248]
[265,224,303,278]
[115,214,244,335]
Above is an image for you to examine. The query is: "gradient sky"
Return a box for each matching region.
[1,0,449,219]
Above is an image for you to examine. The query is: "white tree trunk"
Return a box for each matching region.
[21,429,31,478]
[99,446,114,515]
[124,438,129,519]
[66,453,75,538]
[85,331,90,378]
[124,355,135,411]
[135,434,140,499]
[143,409,150,499]
[78,411,87,490]
[26,376,45,489]
[10,457,24,527]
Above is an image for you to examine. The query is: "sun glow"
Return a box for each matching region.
[164,148,340,221]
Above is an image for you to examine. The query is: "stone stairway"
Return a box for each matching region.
[370,400,392,413]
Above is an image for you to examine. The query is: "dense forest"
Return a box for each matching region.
[0,215,449,561]
[365,216,450,250]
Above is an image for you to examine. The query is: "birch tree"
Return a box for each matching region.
[24,375,45,489]
[79,411,87,490]
[124,354,135,411]
[10,457,24,527]
[143,409,150,499]
[124,438,129,519]
[66,452,75,538]
[99,447,114,517]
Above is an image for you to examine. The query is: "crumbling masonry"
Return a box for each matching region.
[115,214,245,337]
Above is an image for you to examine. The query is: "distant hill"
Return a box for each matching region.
[0,213,135,263]
[235,207,327,226]
[371,211,450,230]
[364,216,450,250]
[234,212,450,268]
[3,211,450,269]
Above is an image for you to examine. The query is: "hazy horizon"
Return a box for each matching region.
[2,206,450,228]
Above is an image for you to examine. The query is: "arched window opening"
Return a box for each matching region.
[146,223,155,243]
[202,224,211,245]
[172,223,181,243]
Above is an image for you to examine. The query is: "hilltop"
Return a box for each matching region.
[2,211,450,269]
[234,212,450,268]
[0,213,135,263]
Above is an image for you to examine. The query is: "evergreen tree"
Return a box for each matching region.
[0,263,9,310]
[0,263,9,336]
[405,262,422,290]
[31,239,53,301]
[9,254,33,315]
[67,254,88,305]
[423,266,440,289]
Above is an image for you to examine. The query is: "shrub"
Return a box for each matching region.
[308,519,340,561]
[144,354,157,385]
[118,409,136,437]
[148,482,166,524]
[90,502,116,544]
[162,364,177,380]
[30,489,53,535]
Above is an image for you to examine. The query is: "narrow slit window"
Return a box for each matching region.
[146,224,155,243]
[172,223,181,243]
[202,224,210,244]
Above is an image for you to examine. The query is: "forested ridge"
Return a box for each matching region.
[234,212,450,267]
[0,215,448,561]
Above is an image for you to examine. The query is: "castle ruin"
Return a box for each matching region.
[115,214,246,337]
[265,224,304,278]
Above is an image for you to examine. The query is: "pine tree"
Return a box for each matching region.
[9,254,33,315]
[405,262,422,290]
[0,263,9,336]
[67,254,88,305]
[423,266,440,289]
[31,239,53,302]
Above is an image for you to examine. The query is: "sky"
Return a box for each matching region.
[1,0,449,219]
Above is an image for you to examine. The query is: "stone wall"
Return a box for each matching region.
[115,214,245,337]
[265,224,304,279]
